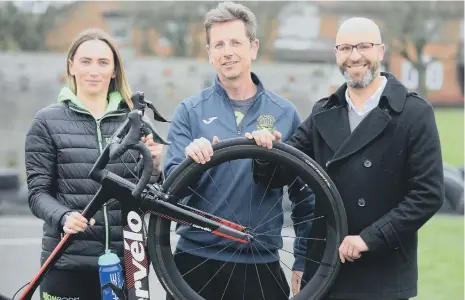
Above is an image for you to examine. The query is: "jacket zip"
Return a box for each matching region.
[95,119,110,250]
[69,105,125,250]
[225,93,262,135]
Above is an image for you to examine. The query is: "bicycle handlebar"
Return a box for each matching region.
[89,91,170,199]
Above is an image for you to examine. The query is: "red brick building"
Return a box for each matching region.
[44,1,464,104]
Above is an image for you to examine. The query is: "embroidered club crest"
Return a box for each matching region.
[257,114,276,132]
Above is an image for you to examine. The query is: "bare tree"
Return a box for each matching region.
[376,1,463,97]
[0,1,59,51]
[0,2,41,51]
[121,1,214,57]
[328,1,462,97]
[120,1,287,58]
[236,1,289,58]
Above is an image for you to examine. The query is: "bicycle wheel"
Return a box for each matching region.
[148,138,347,300]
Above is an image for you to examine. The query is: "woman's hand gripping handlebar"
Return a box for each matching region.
[89,92,170,198]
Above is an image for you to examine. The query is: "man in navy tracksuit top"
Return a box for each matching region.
[164,2,315,300]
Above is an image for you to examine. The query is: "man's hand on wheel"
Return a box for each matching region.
[185,136,220,164]
[245,129,282,149]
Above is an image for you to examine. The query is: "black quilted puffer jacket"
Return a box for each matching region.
[25,87,159,270]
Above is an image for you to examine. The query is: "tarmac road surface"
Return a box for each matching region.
[0,215,297,300]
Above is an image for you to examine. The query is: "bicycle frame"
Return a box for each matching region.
[11,91,254,300]
[18,144,254,300]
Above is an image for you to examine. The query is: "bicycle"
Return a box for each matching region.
[3,92,348,300]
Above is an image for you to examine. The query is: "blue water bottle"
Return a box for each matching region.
[99,249,125,300]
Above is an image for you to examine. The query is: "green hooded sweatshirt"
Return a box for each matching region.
[57,86,124,116]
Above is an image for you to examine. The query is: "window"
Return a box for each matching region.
[401,60,419,89]
[426,61,444,91]
[106,15,132,45]
[274,3,320,51]
[159,37,171,48]
[400,57,444,91]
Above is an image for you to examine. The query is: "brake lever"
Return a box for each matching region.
[132,91,146,110]
[131,91,170,146]
[132,91,170,123]
[147,101,170,123]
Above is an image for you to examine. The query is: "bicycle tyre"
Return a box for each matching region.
[148,137,348,300]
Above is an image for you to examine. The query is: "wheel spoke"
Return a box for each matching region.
[174,242,227,255]
[250,243,267,300]
[255,239,322,266]
[120,158,139,181]
[242,255,249,300]
[256,216,325,237]
[249,172,253,229]
[220,246,244,300]
[253,177,298,232]
[206,172,242,224]
[251,243,291,299]
[257,166,278,211]
[197,246,242,295]
[253,239,308,284]
[187,186,241,225]
[150,140,347,300]
[256,234,326,241]
[180,241,237,277]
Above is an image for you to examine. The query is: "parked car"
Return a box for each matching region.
[441,163,464,215]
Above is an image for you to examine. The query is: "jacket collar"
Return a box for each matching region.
[58,86,129,114]
[324,72,408,113]
[213,72,265,100]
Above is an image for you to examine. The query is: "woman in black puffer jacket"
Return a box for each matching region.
[25,28,163,299]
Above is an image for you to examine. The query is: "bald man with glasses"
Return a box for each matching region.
[247,17,444,300]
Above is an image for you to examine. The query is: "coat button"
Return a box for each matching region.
[358,198,366,207]
[363,159,372,168]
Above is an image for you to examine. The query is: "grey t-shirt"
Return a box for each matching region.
[230,94,256,127]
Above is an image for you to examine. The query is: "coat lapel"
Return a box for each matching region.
[313,72,405,164]
[331,107,391,163]
[313,106,351,153]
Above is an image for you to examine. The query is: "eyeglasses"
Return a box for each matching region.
[335,42,381,55]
